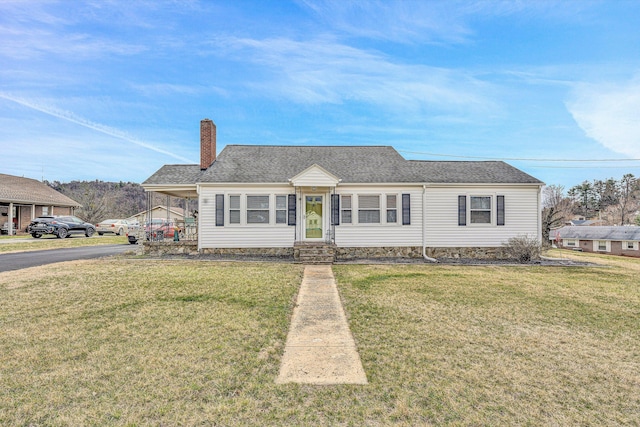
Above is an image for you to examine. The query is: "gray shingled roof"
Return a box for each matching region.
[554,226,640,241]
[0,173,80,206]
[143,145,544,185]
[143,164,204,185]
[409,160,543,184]
[199,145,418,183]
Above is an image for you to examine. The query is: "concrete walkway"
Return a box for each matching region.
[276,265,368,385]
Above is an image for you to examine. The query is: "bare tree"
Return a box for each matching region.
[541,185,573,243]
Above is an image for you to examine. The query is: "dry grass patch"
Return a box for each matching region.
[1,257,639,425]
[0,235,127,254]
[334,261,640,425]
[0,260,303,425]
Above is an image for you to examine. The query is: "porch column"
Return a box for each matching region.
[8,202,13,235]
[31,204,35,220]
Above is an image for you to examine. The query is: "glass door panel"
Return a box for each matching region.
[305,195,323,239]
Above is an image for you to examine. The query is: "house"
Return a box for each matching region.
[0,173,80,234]
[551,225,640,257]
[142,119,544,261]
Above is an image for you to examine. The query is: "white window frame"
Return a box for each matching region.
[275,195,288,225]
[228,194,241,225]
[246,195,270,225]
[564,239,577,247]
[624,241,638,250]
[469,195,493,225]
[42,206,49,216]
[594,240,610,252]
[357,194,381,224]
[341,194,352,224]
[386,194,398,224]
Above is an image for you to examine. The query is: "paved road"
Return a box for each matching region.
[0,245,133,272]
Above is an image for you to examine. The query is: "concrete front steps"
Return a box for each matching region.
[294,242,336,264]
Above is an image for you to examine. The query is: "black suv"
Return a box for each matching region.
[28,216,96,239]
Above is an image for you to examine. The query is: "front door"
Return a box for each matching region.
[304,195,323,239]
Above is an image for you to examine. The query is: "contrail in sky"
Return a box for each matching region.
[0,92,195,163]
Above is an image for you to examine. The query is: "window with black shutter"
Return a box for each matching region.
[402,194,411,225]
[458,195,466,226]
[215,194,224,226]
[287,194,296,226]
[497,195,505,226]
[331,194,340,225]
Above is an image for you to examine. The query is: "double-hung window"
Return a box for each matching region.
[470,196,492,224]
[341,195,352,224]
[275,195,287,224]
[247,195,269,224]
[386,195,397,223]
[229,195,240,224]
[596,240,608,251]
[358,195,380,224]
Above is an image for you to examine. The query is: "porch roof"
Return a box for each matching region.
[0,173,80,206]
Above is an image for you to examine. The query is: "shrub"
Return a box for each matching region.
[503,235,541,263]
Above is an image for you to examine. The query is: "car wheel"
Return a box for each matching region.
[56,228,68,239]
[117,227,123,236]
[98,232,104,236]
[86,227,95,238]
[32,232,42,238]
[129,239,137,244]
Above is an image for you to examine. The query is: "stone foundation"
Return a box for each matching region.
[142,242,508,261]
[143,241,199,256]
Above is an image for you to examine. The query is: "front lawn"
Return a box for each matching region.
[0,257,638,425]
[0,235,128,254]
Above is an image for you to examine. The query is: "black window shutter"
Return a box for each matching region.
[215,194,224,226]
[497,195,505,226]
[287,194,296,226]
[402,194,411,225]
[458,195,466,226]
[331,194,340,225]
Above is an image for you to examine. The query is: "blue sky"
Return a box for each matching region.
[1,0,640,189]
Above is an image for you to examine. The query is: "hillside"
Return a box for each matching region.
[46,180,186,224]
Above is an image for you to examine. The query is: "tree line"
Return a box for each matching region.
[542,174,640,241]
[46,180,186,225]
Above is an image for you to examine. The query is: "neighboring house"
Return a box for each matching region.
[142,119,544,260]
[565,218,603,226]
[551,225,640,257]
[0,173,80,234]
[126,206,186,225]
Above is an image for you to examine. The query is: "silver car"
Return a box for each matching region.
[96,219,131,236]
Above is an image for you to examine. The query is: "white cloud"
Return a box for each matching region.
[566,77,640,158]
[213,36,497,117]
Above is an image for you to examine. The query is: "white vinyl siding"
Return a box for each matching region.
[199,186,296,248]
[425,185,540,247]
[198,183,541,250]
[333,186,423,247]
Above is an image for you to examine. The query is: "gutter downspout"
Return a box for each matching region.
[422,184,438,263]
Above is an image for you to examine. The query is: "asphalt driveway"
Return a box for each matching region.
[0,245,132,272]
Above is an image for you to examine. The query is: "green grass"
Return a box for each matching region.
[1,256,638,425]
[0,235,128,253]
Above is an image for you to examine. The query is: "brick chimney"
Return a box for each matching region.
[200,118,216,170]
